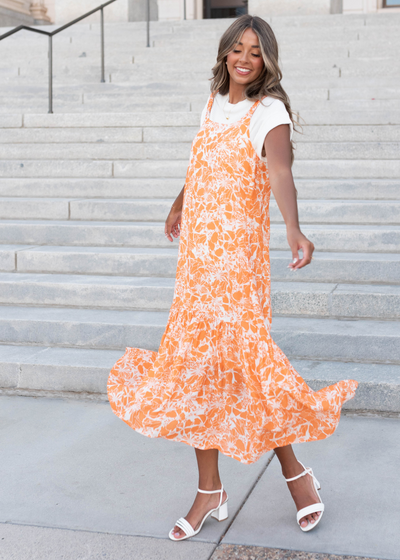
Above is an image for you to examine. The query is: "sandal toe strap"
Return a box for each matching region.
[175,517,195,537]
[296,503,325,524]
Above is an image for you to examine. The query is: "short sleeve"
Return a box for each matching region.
[250,98,293,162]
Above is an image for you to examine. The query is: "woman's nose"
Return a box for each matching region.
[239,52,251,64]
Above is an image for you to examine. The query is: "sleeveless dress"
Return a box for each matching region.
[107,93,358,465]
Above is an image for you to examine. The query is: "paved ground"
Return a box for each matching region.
[0,395,399,560]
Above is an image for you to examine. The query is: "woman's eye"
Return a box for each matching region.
[252,54,261,58]
[233,49,241,53]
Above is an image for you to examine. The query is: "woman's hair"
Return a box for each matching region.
[211,14,299,164]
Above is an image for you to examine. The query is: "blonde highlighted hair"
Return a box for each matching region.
[211,14,299,164]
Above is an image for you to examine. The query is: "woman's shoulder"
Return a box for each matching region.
[257,96,288,114]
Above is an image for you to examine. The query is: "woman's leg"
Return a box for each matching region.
[171,448,228,539]
[275,444,322,529]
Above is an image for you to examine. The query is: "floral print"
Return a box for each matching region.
[107,93,358,464]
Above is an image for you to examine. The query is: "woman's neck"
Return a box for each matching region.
[227,82,246,105]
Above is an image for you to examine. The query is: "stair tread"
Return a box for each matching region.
[2,244,400,261]
[1,305,399,333]
[0,343,399,383]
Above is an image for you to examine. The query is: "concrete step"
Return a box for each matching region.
[0,143,193,161]
[14,110,395,129]
[0,272,398,319]
[0,160,113,178]
[3,197,399,225]
[0,344,123,395]
[21,112,201,128]
[0,178,398,200]
[5,158,399,180]
[1,124,399,145]
[297,110,400,126]
[68,198,400,225]
[4,90,399,111]
[0,306,398,364]
[1,220,399,253]
[0,141,398,161]
[0,127,145,144]
[296,126,400,143]
[1,344,399,412]
[329,87,400,101]
[6,246,399,285]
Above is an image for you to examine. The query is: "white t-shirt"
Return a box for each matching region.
[200,93,293,163]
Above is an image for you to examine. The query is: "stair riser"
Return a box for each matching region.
[1,319,398,365]
[2,198,398,226]
[1,223,399,253]
[1,142,398,160]
[71,200,400,226]
[2,357,399,413]
[1,125,398,144]
[12,250,400,285]
[0,280,398,319]
[0,319,164,352]
[0,178,398,200]
[297,111,400,126]
[15,250,180,277]
[4,93,400,111]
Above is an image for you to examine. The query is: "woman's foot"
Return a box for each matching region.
[171,486,228,540]
[283,462,322,530]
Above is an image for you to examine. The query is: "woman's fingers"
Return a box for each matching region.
[288,250,300,271]
[294,244,313,269]
[165,214,181,243]
[290,240,314,270]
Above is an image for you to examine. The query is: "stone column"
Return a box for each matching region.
[30,0,51,24]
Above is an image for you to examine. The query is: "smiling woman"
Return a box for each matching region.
[108,14,358,543]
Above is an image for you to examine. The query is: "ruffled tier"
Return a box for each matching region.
[107,307,358,464]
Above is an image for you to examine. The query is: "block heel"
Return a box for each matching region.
[211,499,228,521]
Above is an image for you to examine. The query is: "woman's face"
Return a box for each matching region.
[226,28,264,88]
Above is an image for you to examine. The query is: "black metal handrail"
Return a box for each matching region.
[0,0,117,113]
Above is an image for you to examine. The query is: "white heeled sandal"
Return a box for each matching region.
[168,485,229,541]
[285,461,325,532]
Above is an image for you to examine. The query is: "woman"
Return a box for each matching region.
[108,15,358,540]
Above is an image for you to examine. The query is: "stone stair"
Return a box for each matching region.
[0,13,399,412]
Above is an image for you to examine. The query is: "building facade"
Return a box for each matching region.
[1,0,399,26]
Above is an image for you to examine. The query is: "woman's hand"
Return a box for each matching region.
[165,207,182,242]
[286,226,314,271]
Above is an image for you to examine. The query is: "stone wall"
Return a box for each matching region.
[54,0,129,24]
[0,4,33,25]
[0,0,33,26]
[249,0,332,16]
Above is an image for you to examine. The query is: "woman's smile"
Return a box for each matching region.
[235,66,252,76]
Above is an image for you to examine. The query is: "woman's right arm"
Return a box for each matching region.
[164,186,184,242]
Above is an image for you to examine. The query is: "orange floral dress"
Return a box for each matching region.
[107,93,358,464]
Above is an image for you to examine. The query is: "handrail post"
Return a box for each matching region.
[146,0,150,47]
[100,6,105,82]
[184,0,186,20]
[48,34,53,114]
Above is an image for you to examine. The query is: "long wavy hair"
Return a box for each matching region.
[211,15,299,164]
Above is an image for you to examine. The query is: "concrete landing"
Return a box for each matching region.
[0,396,399,560]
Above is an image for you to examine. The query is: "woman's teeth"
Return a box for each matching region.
[236,67,251,75]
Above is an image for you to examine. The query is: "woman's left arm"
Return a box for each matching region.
[264,124,314,271]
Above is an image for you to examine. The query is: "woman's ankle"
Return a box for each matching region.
[198,476,222,491]
[281,460,304,480]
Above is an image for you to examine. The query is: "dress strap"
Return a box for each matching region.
[205,91,217,120]
[245,95,269,121]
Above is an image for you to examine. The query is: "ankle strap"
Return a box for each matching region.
[197,484,223,495]
[285,462,314,483]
